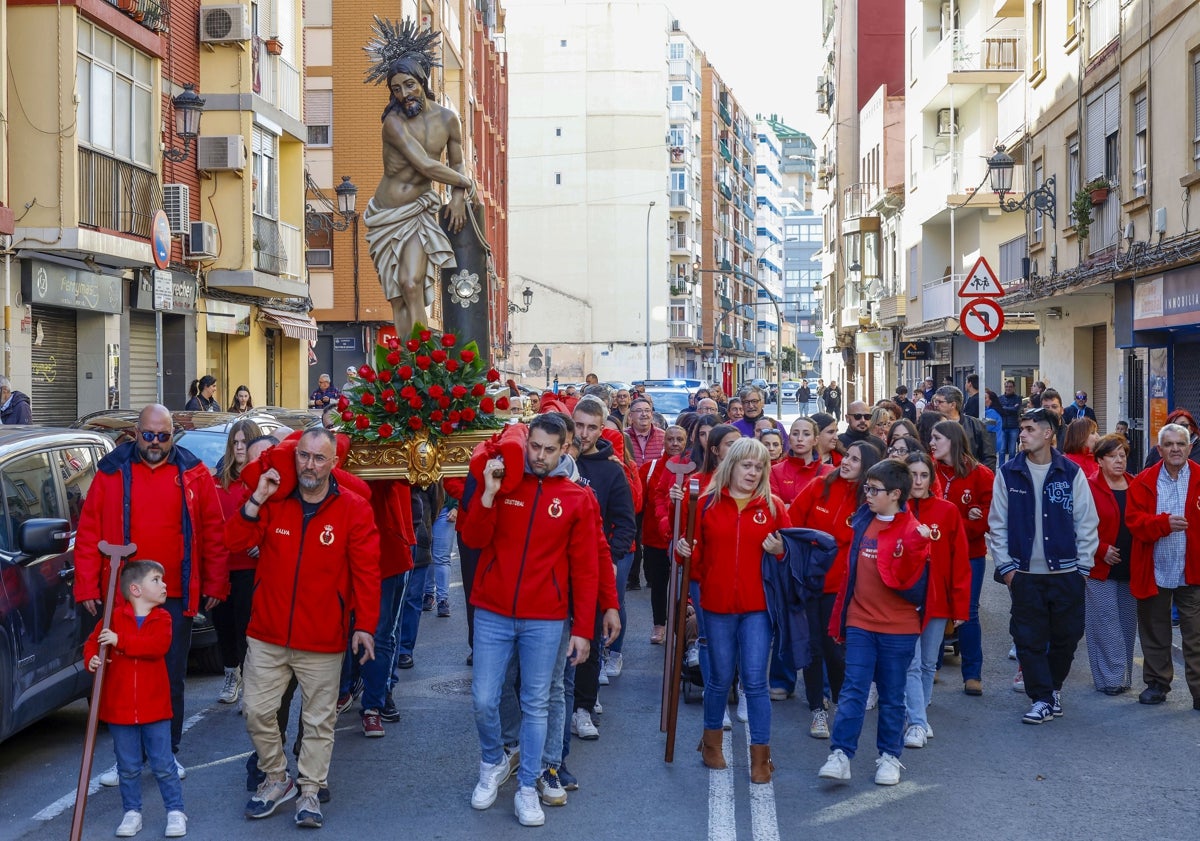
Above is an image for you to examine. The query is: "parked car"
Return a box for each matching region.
[0,427,116,742]
[748,378,779,405]
[779,381,802,403]
[72,410,313,672]
[642,386,692,420]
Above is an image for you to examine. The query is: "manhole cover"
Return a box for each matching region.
[430,678,473,696]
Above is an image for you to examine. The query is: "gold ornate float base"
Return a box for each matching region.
[344,429,495,485]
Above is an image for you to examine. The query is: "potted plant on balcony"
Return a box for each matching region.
[117,0,137,11]
[264,36,284,55]
[1086,177,1112,205]
[1070,188,1095,240]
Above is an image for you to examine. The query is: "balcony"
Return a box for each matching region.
[720,333,735,349]
[718,102,732,125]
[719,141,732,162]
[78,148,161,238]
[670,234,694,257]
[878,294,906,326]
[103,0,167,32]
[912,29,1024,110]
[918,274,964,323]
[668,102,695,122]
[253,214,289,276]
[718,181,733,201]
[843,182,878,220]
[668,58,693,79]
[996,78,1025,149]
[741,339,755,354]
[669,321,698,342]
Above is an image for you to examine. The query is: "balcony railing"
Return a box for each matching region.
[718,102,731,125]
[279,221,303,280]
[996,78,1026,147]
[669,322,696,340]
[102,0,167,32]
[719,141,732,162]
[255,47,303,122]
[919,274,963,322]
[253,213,288,275]
[78,147,161,238]
[843,182,878,219]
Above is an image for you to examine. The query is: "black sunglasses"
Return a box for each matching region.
[1022,408,1060,429]
[139,430,172,443]
[849,413,871,420]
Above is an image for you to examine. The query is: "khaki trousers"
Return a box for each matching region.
[243,637,342,791]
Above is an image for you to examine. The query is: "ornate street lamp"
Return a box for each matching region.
[987,144,1056,228]
[163,84,206,163]
[508,285,534,313]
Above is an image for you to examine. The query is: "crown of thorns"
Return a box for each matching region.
[364,16,442,86]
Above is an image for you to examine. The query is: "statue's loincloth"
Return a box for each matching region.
[362,192,454,306]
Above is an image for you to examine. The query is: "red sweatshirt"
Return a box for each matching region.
[689,490,790,614]
[934,461,994,558]
[907,496,971,625]
[770,455,833,505]
[83,601,173,725]
[788,475,859,595]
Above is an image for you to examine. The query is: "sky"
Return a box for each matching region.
[665,0,826,138]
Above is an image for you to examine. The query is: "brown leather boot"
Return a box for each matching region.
[750,744,774,783]
[697,729,727,769]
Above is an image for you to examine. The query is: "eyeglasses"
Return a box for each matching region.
[138,430,172,443]
[863,485,889,497]
[887,446,910,456]
[296,450,331,466]
[849,413,871,420]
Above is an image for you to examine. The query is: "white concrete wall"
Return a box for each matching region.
[1035,292,1121,430]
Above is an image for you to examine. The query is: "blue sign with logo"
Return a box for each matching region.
[151,209,171,270]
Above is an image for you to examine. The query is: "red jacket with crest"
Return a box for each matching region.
[83,601,173,725]
[689,489,790,614]
[1126,462,1200,599]
[788,475,859,595]
[770,455,833,505]
[934,462,994,558]
[907,496,971,625]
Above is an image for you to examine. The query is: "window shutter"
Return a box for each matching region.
[1134,90,1147,133]
[1193,55,1200,144]
[1104,83,1121,139]
[1085,91,1105,181]
[305,90,332,126]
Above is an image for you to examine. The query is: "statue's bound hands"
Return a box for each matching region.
[444,187,470,234]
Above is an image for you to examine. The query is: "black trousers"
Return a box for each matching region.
[802,592,845,712]
[213,569,255,669]
[628,514,645,586]
[1009,572,1085,704]
[573,613,605,713]
[644,546,671,627]
[161,598,194,753]
[459,536,481,649]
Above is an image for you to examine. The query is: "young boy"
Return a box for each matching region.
[85,560,187,837]
[817,460,931,787]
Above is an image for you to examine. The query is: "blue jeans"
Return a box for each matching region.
[110,720,183,813]
[397,566,430,657]
[904,618,947,732]
[610,552,635,653]
[996,428,1016,462]
[426,507,454,602]
[361,572,408,711]
[704,611,772,744]
[472,609,566,787]
[830,627,918,760]
[689,581,710,682]
[542,621,573,769]
[957,557,985,682]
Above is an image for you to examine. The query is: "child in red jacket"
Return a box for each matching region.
[84,560,186,838]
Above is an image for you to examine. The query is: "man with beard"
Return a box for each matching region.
[75,404,228,784]
[363,18,474,339]
[839,400,884,451]
[732,385,786,439]
[229,428,381,828]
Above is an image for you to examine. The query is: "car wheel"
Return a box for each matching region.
[188,642,224,675]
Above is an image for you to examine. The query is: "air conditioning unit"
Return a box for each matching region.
[937,108,958,136]
[306,249,332,268]
[186,221,218,260]
[200,5,251,44]
[162,184,191,235]
[196,135,246,172]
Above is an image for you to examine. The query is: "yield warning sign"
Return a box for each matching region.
[957,256,1005,297]
[960,298,1005,342]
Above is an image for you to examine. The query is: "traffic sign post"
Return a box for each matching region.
[958,257,1005,297]
[958,257,1005,426]
[959,298,1005,342]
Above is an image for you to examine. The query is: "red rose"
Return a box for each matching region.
[381,388,396,400]
[430,410,444,422]
[445,359,459,373]
[387,338,400,351]
[441,422,455,435]
[452,385,468,399]
[420,330,433,343]
[441,333,457,347]
[416,355,432,370]
[461,408,477,422]
[449,410,462,423]
[409,397,424,409]
[358,365,374,378]
[342,410,354,422]
[487,369,501,382]
[461,350,476,363]
[400,385,417,399]
[496,396,510,410]
[408,417,423,430]
[398,365,413,380]
[431,349,448,364]
[406,339,420,352]
[480,397,495,413]
[471,383,486,397]
[364,370,377,384]
[355,414,370,430]
[337,396,349,411]
[386,351,401,366]
[438,396,452,409]
[428,384,445,398]
[384,400,399,413]
[361,393,376,406]
[378,423,394,439]
[378,369,393,383]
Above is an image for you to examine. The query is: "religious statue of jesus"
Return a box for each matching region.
[363,18,474,339]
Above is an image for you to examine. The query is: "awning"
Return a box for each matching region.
[258,306,318,342]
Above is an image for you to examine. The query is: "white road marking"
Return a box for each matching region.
[708,728,737,841]
[743,723,780,841]
[807,781,940,825]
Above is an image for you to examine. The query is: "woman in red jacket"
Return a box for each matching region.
[1085,434,1137,695]
[929,420,994,696]
[675,437,789,784]
[641,425,689,643]
[1063,417,1100,480]
[771,416,833,504]
[212,417,262,705]
[901,452,970,748]
[811,412,843,467]
[788,439,882,739]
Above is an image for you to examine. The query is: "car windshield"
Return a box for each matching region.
[645,389,690,417]
[173,430,232,470]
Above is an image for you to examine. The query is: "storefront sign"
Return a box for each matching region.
[1134,267,1200,330]
[134,270,198,313]
[205,299,251,336]
[21,259,122,314]
[333,336,358,351]
[855,330,893,354]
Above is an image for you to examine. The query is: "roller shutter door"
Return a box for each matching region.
[1091,325,1108,433]
[30,306,78,426]
[128,312,159,409]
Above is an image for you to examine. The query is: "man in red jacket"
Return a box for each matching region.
[75,403,228,780]
[460,413,598,827]
[228,427,380,829]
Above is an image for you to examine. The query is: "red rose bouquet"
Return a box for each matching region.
[338,323,506,442]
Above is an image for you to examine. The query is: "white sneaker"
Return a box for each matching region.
[722,707,732,731]
[874,753,903,785]
[817,749,851,781]
[866,682,879,711]
[218,666,242,704]
[809,709,830,739]
[606,652,624,677]
[903,724,927,749]
[598,666,609,686]
[768,687,790,701]
[736,687,748,723]
[165,810,187,837]
[1008,644,1017,660]
[571,709,599,740]
[1012,668,1025,693]
[593,698,603,715]
[923,722,934,740]
[471,757,512,810]
[175,758,186,780]
[115,810,142,837]
[99,763,121,787]
[514,785,546,827]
